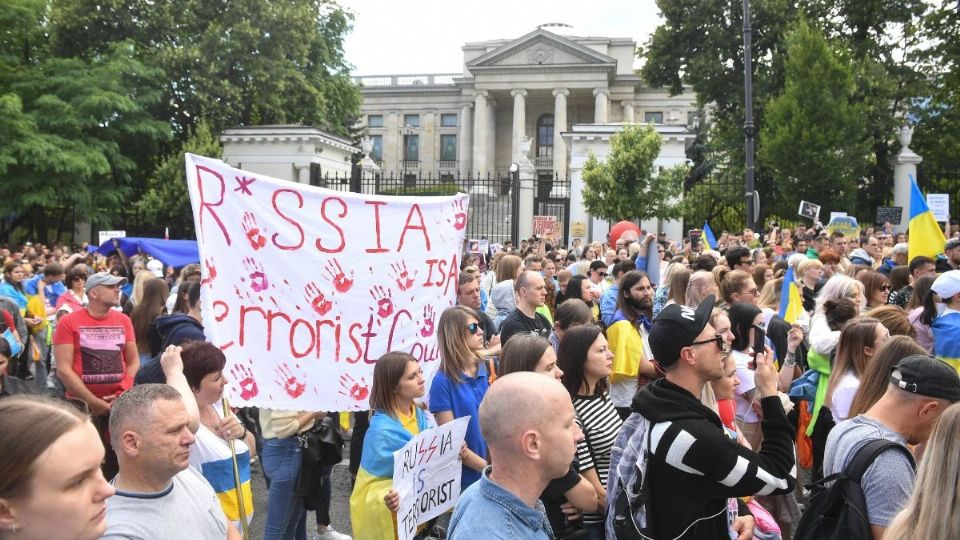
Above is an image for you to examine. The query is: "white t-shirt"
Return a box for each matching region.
[732,350,760,423]
[830,371,860,422]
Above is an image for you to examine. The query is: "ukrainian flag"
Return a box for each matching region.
[908,175,946,262]
[778,266,804,324]
[932,312,960,373]
[198,449,253,524]
[701,222,718,250]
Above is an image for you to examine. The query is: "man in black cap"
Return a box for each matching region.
[823,354,960,539]
[605,296,796,539]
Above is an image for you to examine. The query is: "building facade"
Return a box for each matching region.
[356,25,697,185]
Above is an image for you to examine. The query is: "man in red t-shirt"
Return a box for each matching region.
[54,271,139,477]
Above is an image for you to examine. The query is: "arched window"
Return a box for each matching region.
[536,114,554,158]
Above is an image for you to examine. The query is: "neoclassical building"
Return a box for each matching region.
[356,25,697,182]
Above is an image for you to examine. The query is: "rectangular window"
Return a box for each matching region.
[404,134,419,161]
[644,111,664,124]
[368,114,383,128]
[440,113,458,127]
[440,135,457,161]
[403,114,420,128]
[369,135,383,161]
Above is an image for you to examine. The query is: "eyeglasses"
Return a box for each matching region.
[745,287,760,296]
[466,322,482,335]
[689,334,729,353]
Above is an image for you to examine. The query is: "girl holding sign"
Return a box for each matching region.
[350,351,432,540]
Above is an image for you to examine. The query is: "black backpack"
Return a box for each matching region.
[794,438,916,540]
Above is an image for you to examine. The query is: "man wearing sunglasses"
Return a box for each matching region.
[605,296,796,540]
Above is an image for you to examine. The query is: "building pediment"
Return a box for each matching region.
[467,28,616,74]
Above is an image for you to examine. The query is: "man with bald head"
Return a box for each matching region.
[498,270,551,346]
[449,372,582,538]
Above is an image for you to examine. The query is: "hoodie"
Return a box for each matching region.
[848,248,873,266]
[615,378,796,539]
[134,314,206,385]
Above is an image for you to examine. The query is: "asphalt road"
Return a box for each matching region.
[248,441,355,539]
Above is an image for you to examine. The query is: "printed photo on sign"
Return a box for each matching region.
[798,200,820,221]
[184,154,468,411]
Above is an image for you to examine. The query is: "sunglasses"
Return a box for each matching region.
[881,285,892,291]
[689,334,730,353]
[466,322,482,335]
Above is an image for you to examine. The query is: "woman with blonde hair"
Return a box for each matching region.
[652,261,684,317]
[486,254,523,328]
[823,317,889,422]
[885,403,960,540]
[428,305,489,491]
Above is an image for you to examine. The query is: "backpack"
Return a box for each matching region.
[606,413,654,540]
[794,438,916,540]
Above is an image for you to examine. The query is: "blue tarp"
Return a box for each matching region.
[94,237,200,268]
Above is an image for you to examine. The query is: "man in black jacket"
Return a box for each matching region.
[606,296,796,539]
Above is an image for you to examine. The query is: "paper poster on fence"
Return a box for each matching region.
[393,417,469,540]
[184,154,468,411]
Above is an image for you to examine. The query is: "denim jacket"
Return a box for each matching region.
[448,467,554,539]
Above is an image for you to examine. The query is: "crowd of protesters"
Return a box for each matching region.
[3,218,960,540]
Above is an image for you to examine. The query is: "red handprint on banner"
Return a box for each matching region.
[324,259,354,293]
[242,257,269,292]
[200,256,217,286]
[304,282,333,316]
[369,285,394,318]
[230,361,259,400]
[420,305,436,337]
[338,373,369,401]
[242,212,267,250]
[390,261,416,291]
[275,363,306,398]
[451,198,467,231]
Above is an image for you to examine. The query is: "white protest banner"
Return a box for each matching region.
[927,194,950,222]
[184,154,468,411]
[393,417,469,540]
[98,230,126,245]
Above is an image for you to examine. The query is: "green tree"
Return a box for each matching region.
[759,19,870,217]
[582,124,687,222]
[136,120,221,238]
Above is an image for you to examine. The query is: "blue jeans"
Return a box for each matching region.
[262,437,307,540]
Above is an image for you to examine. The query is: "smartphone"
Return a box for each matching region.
[688,229,702,251]
[752,324,766,364]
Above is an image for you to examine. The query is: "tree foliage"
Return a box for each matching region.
[759,19,870,216]
[582,124,687,222]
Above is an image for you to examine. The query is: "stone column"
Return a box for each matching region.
[553,88,569,180]
[511,89,527,163]
[486,96,497,177]
[459,102,473,178]
[893,126,922,235]
[593,88,609,123]
[621,101,635,123]
[472,91,488,177]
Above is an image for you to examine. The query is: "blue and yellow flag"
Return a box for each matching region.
[908,175,946,262]
[778,266,804,324]
[701,222,718,250]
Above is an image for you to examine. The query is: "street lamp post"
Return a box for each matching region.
[742,0,757,231]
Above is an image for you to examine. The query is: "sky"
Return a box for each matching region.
[338,0,663,75]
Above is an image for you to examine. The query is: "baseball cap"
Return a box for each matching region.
[931,270,960,300]
[146,259,164,278]
[648,295,717,367]
[945,237,960,251]
[890,355,960,401]
[85,272,127,292]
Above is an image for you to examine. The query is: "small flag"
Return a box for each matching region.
[701,222,718,250]
[779,266,804,324]
[908,175,946,262]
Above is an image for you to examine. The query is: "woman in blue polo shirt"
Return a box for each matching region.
[429,305,490,490]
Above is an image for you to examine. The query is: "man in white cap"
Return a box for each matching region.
[54,271,140,478]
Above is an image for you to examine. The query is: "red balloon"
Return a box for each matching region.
[609,220,641,245]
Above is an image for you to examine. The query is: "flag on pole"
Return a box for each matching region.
[908,175,946,262]
[701,222,718,250]
[778,266,804,324]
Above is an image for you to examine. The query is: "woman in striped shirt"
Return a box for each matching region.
[557,324,623,540]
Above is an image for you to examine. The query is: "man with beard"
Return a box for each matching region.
[606,271,658,419]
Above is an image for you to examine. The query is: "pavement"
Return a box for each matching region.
[248,441,355,539]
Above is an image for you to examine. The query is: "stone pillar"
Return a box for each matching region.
[295,163,311,184]
[518,162,536,242]
[459,103,473,178]
[472,91,488,177]
[553,87,569,180]
[893,126,922,235]
[593,88,609,123]
[486,96,497,177]
[511,89,527,163]
[622,101,635,123]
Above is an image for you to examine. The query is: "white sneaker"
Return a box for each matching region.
[315,527,351,540]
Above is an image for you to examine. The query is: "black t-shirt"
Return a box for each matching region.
[541,462,583,534]
[499,308,552,346]
[476,310,498,345]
